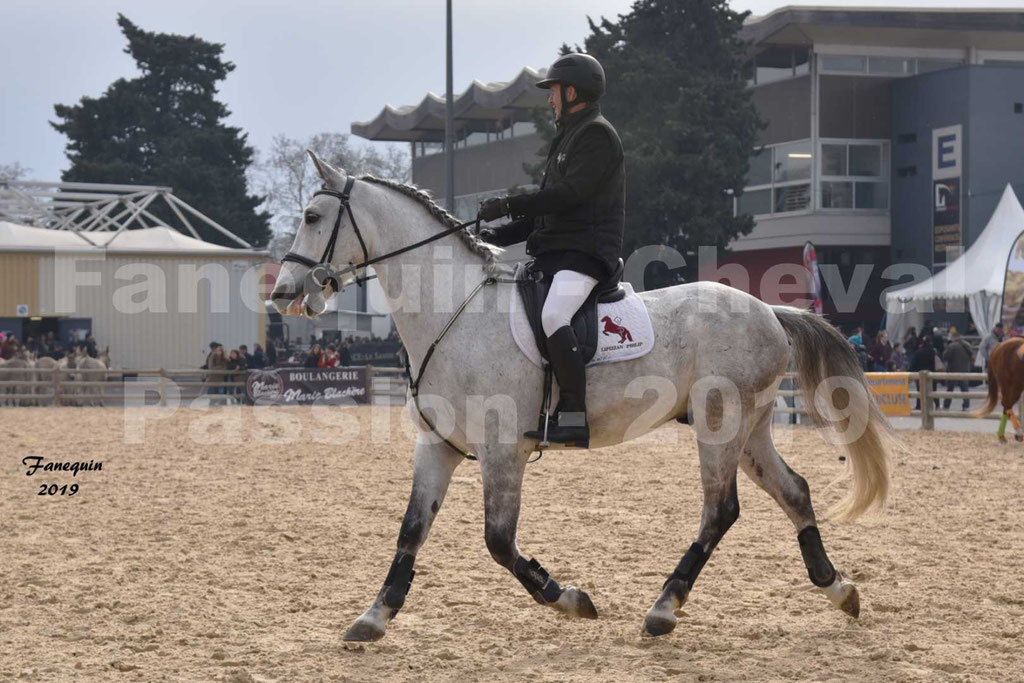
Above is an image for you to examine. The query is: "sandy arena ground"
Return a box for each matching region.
[2,406,1023,682]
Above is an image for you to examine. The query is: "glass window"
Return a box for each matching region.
[773,141,812,182]
[775,185,811,213]
[983,59,1024,67]
[738,189,772,216]
[794,48,810,76]
[855,182,888,209]
[821,181,853,209]
[821,144,847,176]
[849,145,882,177]
[422,142,444,156]
[917,58,962,74]
[747,149,772,187]
[821,55,866,73]
[868,57,910,75]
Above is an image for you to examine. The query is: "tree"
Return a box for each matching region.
[252,132,409,239]
[51,15,270,247]
[0,162,31,181]
[580,0,763,283]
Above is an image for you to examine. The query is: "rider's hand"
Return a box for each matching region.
[478,196,509,222]
[477,227,498,243]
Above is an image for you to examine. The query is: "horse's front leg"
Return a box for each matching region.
[342,437,463,642]
[480,443,598,619]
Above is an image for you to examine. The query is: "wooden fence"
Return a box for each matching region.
[0,367,1006,430]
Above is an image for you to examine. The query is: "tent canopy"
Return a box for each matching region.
[885,184,1024,341]
[0,221,259,255]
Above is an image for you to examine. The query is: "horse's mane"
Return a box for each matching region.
[359,175,503,272]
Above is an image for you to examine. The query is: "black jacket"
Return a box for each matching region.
[488,103,625,279]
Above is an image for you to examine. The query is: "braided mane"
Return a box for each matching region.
[360,175,502,272]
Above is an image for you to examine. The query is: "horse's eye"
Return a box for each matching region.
[305,211,320,224]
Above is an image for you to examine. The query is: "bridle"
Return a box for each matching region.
[281,176,481,294]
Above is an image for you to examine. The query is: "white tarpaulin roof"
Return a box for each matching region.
[885,184,1024,343]
[0,221,254,254]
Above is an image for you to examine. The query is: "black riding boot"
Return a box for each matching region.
[524,325,589,448]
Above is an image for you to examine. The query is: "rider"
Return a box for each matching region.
[477,52,625,447]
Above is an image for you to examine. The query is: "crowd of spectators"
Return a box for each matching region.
[0,331,102,361]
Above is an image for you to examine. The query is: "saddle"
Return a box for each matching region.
[514,258,627,364]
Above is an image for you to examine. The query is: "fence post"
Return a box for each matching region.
[919,371,934,430]
[52,366,61,407]
[159,369,167,407]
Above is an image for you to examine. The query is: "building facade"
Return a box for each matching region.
[352,6,1024,330]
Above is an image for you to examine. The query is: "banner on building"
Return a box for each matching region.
[1000,229,1024,329]
[932,124,963,268]
[244,367,370,405]
[802,241,823,314]
[864,372,911,417]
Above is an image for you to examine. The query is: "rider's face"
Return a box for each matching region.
[548,83,577,120]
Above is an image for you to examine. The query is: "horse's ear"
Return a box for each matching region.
[306,149,346,190]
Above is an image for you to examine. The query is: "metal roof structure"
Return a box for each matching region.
[740,6,1024,52]
[0,179,253,248]
[351,66,549,142]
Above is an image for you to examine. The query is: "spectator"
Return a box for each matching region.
[890,342,908,371]
[942,331,973,410]
[931,326,945,356]
[205,345,228,394]
[240,344,254,369]
[202,342,222,370]
[304,344,322,368]
[339,340,352,367]
[320,344,340,368]
[976,322,1004,371]
[869,330,893,372]
[84,334,98,358]
[903,327,920,356]
[25,336,40,356]
[266,341,278,367]
[910,335,940,411]
[250,343,267,369]
[226,349,247,394]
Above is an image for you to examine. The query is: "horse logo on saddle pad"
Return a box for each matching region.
[510,260,655,367]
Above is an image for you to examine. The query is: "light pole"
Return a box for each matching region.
[444,0,455,213]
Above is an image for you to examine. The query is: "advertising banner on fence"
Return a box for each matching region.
[244,367,370,405]
[347,340,403,367]
[865,372,911,417]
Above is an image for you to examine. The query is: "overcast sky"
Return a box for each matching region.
[4,0,1024,183]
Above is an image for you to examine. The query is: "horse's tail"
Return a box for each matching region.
[772,306,892,522]
[972,363,999,418]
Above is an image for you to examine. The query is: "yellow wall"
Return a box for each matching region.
[0,253,39,316]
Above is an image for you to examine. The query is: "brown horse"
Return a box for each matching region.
[974,337,1024,441]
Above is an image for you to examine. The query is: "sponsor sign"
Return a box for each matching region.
[1000,229,1024,328]
[803,241,822,314]
[932,125,963,267]
[864,372,911,417]
[15,304,28,316]
[244,367,370,405]
[347,340,403,367]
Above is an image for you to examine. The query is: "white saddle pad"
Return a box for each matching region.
[510,281,655,367]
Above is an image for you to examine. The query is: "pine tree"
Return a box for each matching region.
[582,0,763,283]
[51,15,270,247]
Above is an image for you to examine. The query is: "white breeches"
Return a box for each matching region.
[541,269,599,338]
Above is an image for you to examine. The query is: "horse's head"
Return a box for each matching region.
[270,150,369,318]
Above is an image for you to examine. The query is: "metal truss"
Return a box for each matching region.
[0,180,252,247]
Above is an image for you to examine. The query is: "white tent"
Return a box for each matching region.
[0,221,251,254]
[885,184,1024,342]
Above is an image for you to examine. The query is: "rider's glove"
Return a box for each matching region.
[477,227,498,243]
[478,196,509,222]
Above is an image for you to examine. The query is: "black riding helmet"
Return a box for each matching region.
[536,53,605,118]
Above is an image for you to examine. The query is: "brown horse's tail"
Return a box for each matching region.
[972,363,999,417]
[772,306,893,522]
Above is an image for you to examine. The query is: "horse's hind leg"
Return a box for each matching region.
[644,440,742,637]
[480,442,598,619]
[342,438,463,642]
[739,410,859,618]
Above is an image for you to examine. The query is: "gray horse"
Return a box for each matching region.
[270,152,891,641]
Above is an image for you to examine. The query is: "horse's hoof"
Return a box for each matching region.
[999,435,1008,443]
[342,618,386,642]
[642,610,677,637]
[553,585,599,619]
[1014,433,1023,443]
[822,572,860,619]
